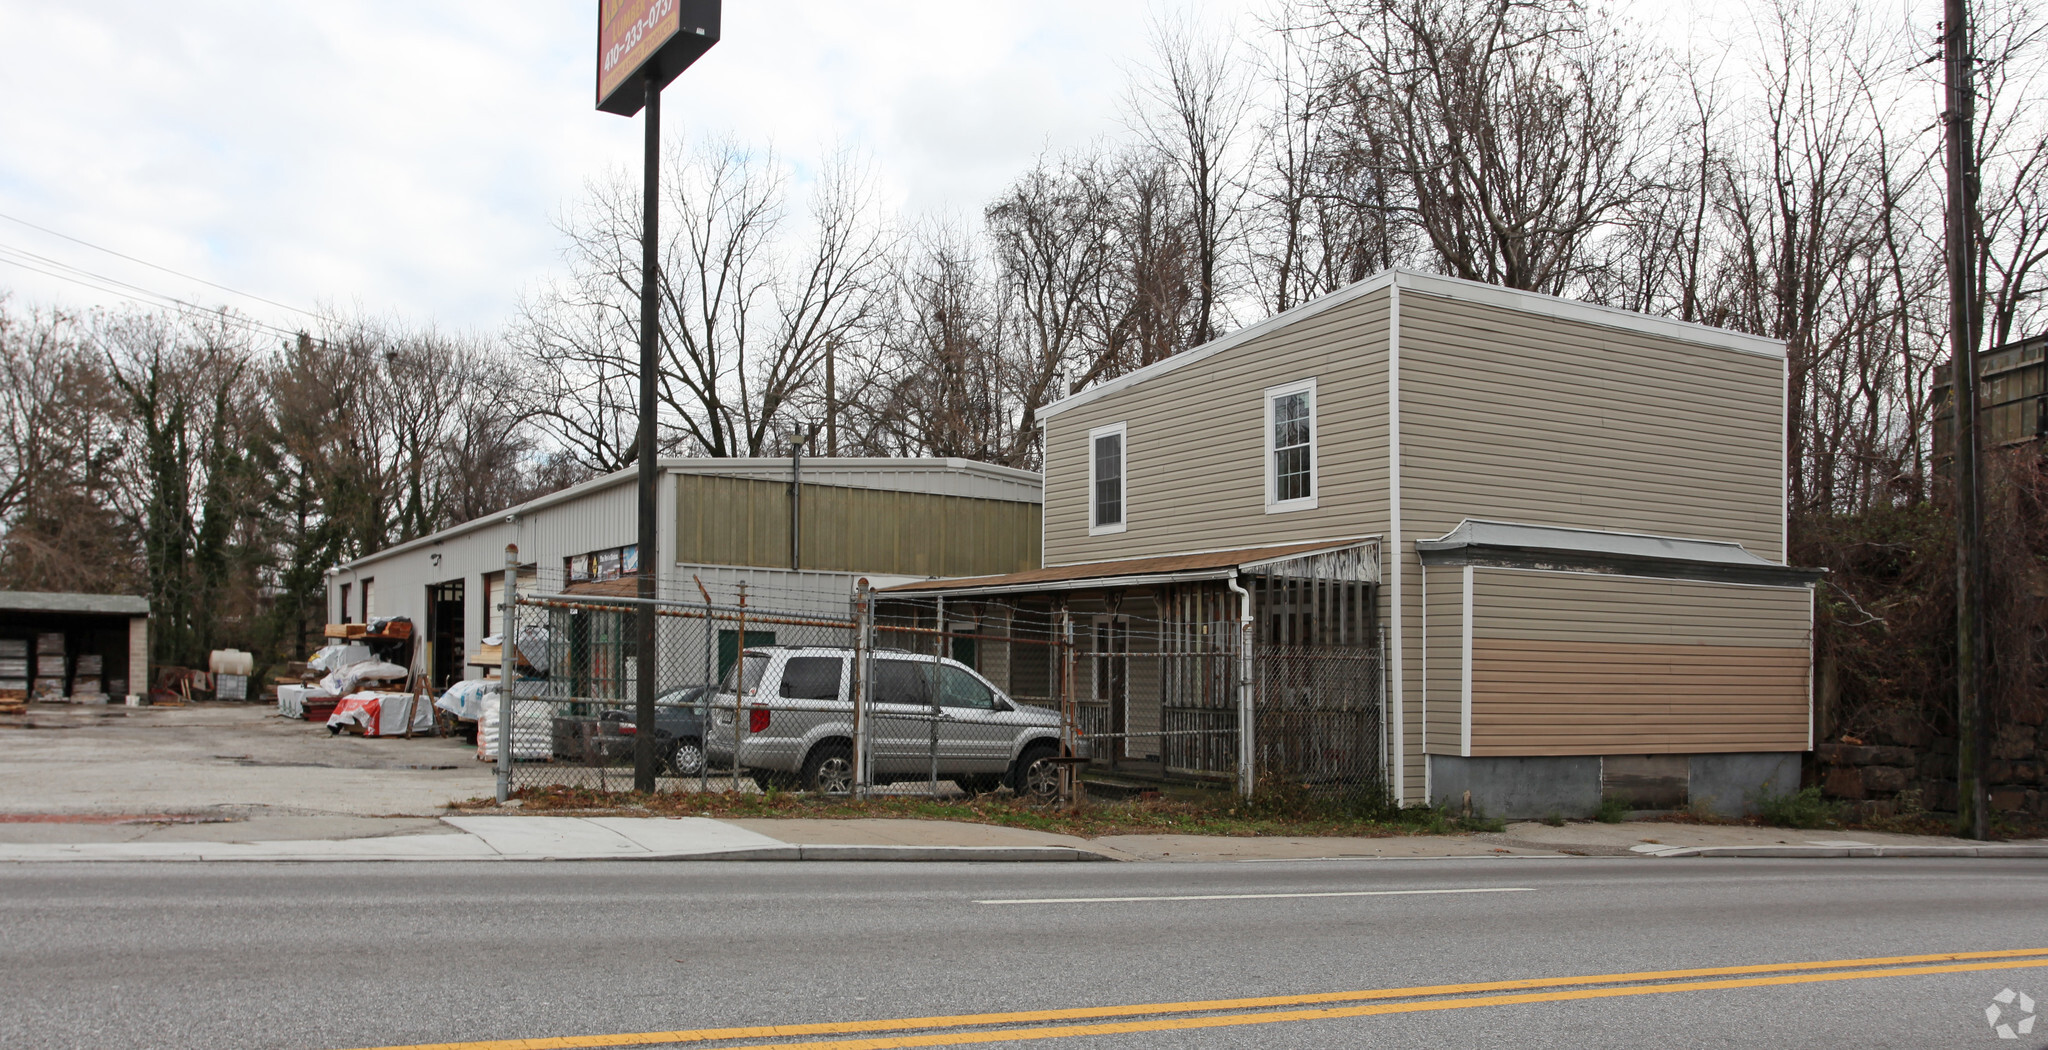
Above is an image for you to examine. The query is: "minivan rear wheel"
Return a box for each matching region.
[1010,743,1061,800]
[801,742,855,796]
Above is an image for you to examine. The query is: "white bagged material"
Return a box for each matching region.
[320,660,409,695]
[513,625,552,674]
[434,677,499,721]
[309,644,374,673]
[476,697,550,761]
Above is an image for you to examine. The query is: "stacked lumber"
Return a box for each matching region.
[0,638,26,701]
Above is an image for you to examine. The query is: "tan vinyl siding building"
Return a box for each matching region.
[1457,570,1812,756]
[1044,288,1392,564]
[1035,267,1817,817]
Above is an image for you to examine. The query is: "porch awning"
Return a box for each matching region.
[880,537,1380,597]
[1414,519,1822,587]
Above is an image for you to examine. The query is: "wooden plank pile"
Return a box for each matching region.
[0,638,26,713]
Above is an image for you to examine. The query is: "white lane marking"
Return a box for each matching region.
[975,887,1535,905]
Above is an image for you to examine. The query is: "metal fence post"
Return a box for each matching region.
[733,582,747,791]
[495,543,518,804]
[852,579,872,799]
[928,595,943,797]
[1056,604,1075,806]
[699,587,713,795]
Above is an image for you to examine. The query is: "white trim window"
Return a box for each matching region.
[1264,378,1318,511]
[1088,422,1127,534]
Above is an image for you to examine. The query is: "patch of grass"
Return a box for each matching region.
[1753,786,1842,830]
[1541,812,1567,827]
[465,779,1518,839]
[1593,795,1631,824]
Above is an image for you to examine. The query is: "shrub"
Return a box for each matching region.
[1755,786,1842,829]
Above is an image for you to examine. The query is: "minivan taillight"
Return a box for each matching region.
[749,706,771,733]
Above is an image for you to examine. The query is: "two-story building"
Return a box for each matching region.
[887,268,1820,818]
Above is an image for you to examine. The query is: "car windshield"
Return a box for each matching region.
[721,654,769,694]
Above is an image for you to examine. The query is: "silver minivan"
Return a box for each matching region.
[701,646,1069,797]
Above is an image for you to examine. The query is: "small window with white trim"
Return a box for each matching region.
[1264,378,1317,511]
[1089,422,1127,534]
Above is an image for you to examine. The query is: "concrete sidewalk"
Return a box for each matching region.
[0,815,1109,863]
[0,812,2042,863]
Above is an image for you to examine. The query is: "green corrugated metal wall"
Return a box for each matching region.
[674,475,1040,577]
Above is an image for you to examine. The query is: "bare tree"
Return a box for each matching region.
[1971,0,2048,348]
[1305,0,1660,294]
[1127,16,1254,345]
[525,140,891,464]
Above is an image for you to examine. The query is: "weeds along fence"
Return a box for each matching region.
[485,576,1385,803]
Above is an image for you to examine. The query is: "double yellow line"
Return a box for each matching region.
[348,947,2048,1050]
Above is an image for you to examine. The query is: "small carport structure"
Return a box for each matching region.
[0,591,150,700]
[880,538,1383,795]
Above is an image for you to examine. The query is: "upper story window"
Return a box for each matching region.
[1089,422,1127,534]
[1265,378,1318,512]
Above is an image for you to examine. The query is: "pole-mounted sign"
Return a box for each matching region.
[598,0,719,792]
[596,0,720,116]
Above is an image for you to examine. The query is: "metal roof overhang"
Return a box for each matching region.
[0,591,149,616]
[1415,519,1823,587]
[879,537,1380,598]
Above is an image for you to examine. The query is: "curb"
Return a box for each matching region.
[1632,844,2048,859]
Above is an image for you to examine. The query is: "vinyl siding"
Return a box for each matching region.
[1467,568,1812,755]
[1422,563,1464,756]
[1042,288,1392,565]
[1396,291,1786,560]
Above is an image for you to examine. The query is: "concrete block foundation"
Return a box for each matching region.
[1428,752,1806,819]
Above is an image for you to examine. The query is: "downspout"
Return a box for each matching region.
[1226,571,1254,800]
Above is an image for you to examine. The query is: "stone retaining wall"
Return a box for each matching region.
[1814,701,2047,821]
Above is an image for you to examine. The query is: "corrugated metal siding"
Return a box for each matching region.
[674,475,1041,578]
[1043,288,1393,566]
[1397,291,1786,561]
[1467,568,1811,755]
[674,459,1043,503]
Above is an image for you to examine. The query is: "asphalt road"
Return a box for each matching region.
[3,858,2045,1050]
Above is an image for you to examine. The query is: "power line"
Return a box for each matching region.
[0,210,322,322]
[0,247,305,345]
[0,250,658,420]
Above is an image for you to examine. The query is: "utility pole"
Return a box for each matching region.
[1942,0,1988,840]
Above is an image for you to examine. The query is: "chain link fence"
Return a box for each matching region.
[479,577,1383,805]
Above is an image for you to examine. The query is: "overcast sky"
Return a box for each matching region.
[0,1,1258,338]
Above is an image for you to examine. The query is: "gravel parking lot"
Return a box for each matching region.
[0,702,493,830]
